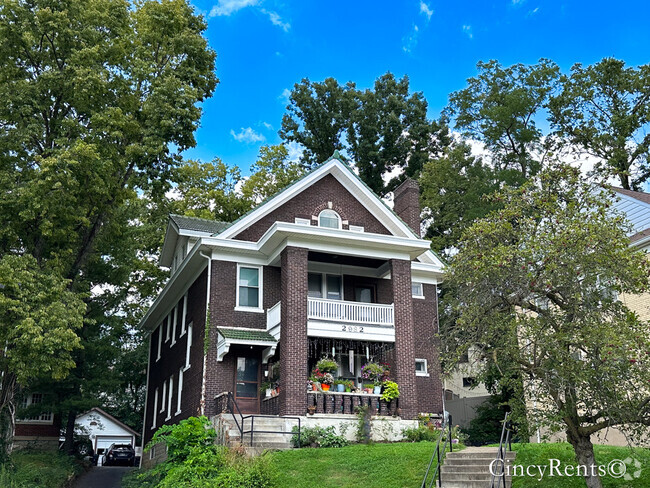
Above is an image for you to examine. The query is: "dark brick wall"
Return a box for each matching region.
[413,284,444,414]
[202,261,281,416]
[279,247,309,416]
[15,416,61,438]
[390,259,418,419]
[144,269,207,446]
[393,178,421,237]
[234,174,391,241]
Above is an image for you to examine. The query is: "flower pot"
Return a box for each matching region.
[336,384,345,392]
[364,388,373,394]
[322,384,331,391]
[373,386,382,395]
[265,389,272,397]
[307,406,316,415]
[345,387,351,393]
[312,383,319,391]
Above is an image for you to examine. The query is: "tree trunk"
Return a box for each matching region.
[63,410,77,454]
[566,429,603,488]
[0,371,17,463]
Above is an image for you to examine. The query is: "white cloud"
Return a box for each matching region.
[402,24,419,53]
[231,127,265,143]
[527,7,539,16]
[261,9,290,31]
[209,0,259,17]
[462,25,473,39]
[420,1,433,20]
[279,88,292,104]
[285,141,303,162]
[511,0,525,4]
[262,121,273,130]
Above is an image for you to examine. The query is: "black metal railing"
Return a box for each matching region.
[215,392,301,448]
[420,414,453,488]
[490,411,513,488]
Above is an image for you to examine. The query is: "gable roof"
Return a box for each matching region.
[611,187,650,244]
[170,214,230,235]
[77,407,139,437]
[218,327,276,342]
[215,153,444,268]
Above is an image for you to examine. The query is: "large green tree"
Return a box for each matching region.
[0,0,217,451]
[280,73,449,195]
[445,164,650,488]
[446,59,559,184]
[549,58,650,190]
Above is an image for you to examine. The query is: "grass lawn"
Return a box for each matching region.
[271,442,650,488]
[511,443,650,487]
[0,449,87,488]
[271,441,455,488]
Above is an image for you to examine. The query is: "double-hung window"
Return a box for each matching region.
[236,265,263,311]
[412,282,424,298]
[308,273,342,300]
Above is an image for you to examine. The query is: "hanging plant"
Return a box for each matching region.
[316,358,338,374]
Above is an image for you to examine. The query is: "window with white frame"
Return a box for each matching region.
[412,282,424,298]
[166,376,173,420]
[156,325,162,361]
[165,314,170,342]
[184,322,193,370]
[415,358,429,376]
[151,388,158,429]
[318,209,341,229]
[18,393,53,423]
[171,305,178,346]
[181,294,188,336]
[160,380,166,413]
[176,368,183,415]
[236,265,262,310]
[308,273,342,300]
[150,445,155,459]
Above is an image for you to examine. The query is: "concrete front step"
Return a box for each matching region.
[436,447,515,488]
[442,481,512,488]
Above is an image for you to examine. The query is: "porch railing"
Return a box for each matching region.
[307,391,397,416]
[267,301,281,329]
[307,298,394,326]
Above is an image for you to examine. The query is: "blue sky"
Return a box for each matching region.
[187,0,650,173]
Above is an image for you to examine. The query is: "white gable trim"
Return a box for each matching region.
[218,158,419,242]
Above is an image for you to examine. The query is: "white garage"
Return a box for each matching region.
[75,408,138,457]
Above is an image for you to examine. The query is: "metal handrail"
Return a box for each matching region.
[420,415,453,488]
[216,391,301,448]
[490,412,513,488]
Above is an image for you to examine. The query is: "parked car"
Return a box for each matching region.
[103,443,136,466]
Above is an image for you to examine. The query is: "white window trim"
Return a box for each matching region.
[165,314,170,342]
[17,393,53,424]
[308,272,343,301]
[349,225,364,232]
[180,294,188,336]
[160,380,167,413]
[415,358,429,377]
[151,388,158,429]
[318,209,342,229]
[156,325,162,361]
[412,282,425,299]
[175,368,183,416]
[235,264,264,312]
[171,306,178,346]
[150,445,155,459]
[165,376,173,421]
[184,323,193,371]
[294,217,311,226]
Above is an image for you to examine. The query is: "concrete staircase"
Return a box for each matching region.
[217,414,296,450]
[438,447,516,488]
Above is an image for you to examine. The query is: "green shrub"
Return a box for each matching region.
[402,426,441,443]
[146,416,216,464]
[0,450,85,488]
[290,426,348,448]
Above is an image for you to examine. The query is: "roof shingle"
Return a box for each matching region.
[218,327,276,342]
[170,214,230,235]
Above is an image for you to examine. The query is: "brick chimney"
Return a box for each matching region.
[393,178,421,237]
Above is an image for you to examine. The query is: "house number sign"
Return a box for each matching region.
[341,325,364,333]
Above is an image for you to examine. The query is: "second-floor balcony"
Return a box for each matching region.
[307,297,394,327]
[267,297,395,343]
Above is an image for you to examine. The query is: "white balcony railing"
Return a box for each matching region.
[307,297,394,327]
[267,301,281,329]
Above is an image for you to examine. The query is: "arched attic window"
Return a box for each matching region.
[318,209,341,229]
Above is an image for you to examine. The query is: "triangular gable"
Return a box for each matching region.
[217,156,438,258]
[76,407,139,437]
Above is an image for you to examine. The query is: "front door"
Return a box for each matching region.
[234,355,260,414]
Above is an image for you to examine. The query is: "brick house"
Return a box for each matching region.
[139,153,445,452]
[14,392,60,449]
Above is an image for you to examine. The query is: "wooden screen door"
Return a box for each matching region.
[234,356,260,413]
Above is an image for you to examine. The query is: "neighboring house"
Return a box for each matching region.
[74,407,138,457]
[444,347,490,401]
[140,153,445,462]
[14,392,60,450]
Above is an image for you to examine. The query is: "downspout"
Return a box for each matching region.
[199,251,211,416]
[437,284,447,417]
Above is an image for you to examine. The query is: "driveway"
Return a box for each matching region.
[74,466,135,488]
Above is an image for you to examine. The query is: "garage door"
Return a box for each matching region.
[95,435,134,453]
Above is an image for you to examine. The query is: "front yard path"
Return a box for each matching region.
[73,466,134,488]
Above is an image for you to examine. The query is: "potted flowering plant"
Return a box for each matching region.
[361,362,389,394]
[319,373,334,390]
